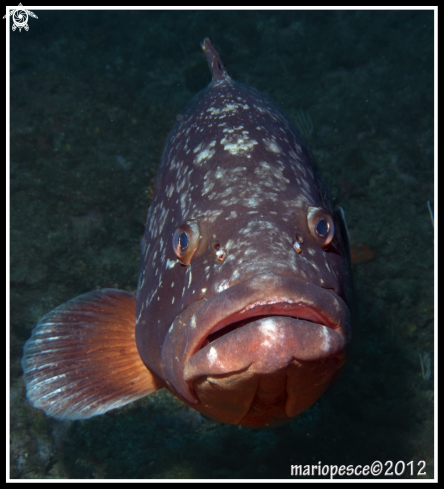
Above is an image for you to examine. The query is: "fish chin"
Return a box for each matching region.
[161,272,351,427]
[187,316,347,427]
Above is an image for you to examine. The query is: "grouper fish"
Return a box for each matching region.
[21,39,352,428]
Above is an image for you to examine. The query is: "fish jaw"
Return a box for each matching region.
[161,272,350,427]
[187,317,346,427]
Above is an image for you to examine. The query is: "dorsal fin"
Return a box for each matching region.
[201,38,229,81]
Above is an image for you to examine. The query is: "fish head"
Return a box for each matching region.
[136,155,351,428]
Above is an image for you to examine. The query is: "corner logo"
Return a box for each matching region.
[3,3,38,32]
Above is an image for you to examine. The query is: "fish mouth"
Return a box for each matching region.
[161,272,351,422]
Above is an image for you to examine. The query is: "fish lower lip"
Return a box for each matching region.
[183,315,347,383]
[161,272,351,404]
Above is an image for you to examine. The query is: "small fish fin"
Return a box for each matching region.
[21,289,164,420]
[201,38,229,81]
[335,206,351,253]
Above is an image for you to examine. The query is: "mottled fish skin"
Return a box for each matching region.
[135,39,352,427]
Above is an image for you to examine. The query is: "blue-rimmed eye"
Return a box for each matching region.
[307,207,335,249]
[178,232,189,251]
[315,218,329,238]
[172,220,199,265]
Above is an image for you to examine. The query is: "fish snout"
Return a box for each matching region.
[161,272,351,427]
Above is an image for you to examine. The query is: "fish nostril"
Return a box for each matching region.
[293,234,304,254]
[293,241,302,254]
[215,248,226,262]
[212,243,226,262]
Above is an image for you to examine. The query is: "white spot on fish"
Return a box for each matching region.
[263,138,281,154]
[207,346,218,365]
[259,319,284,347]
[190,316,197,329]
[320,326,331,352]
[220,131,258,155]
[194,141,216,165]
[216,280,230,293]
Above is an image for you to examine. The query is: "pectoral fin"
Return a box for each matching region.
[21,289,164,420]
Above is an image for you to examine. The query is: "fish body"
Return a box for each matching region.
[22,39,352,428]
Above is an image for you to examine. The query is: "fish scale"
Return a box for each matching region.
[22,39,352,428]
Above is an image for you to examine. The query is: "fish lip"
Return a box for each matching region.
[161,271,351,404]
[200,296,338,348]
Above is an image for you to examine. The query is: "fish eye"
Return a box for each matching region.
[307,207,335,248]
[178,232,189,251]
[172,220,200,265]
[315,218,329,237]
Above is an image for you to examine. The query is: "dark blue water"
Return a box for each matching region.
[9,10,434,479]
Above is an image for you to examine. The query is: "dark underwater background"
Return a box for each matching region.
[9,9,435,479]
